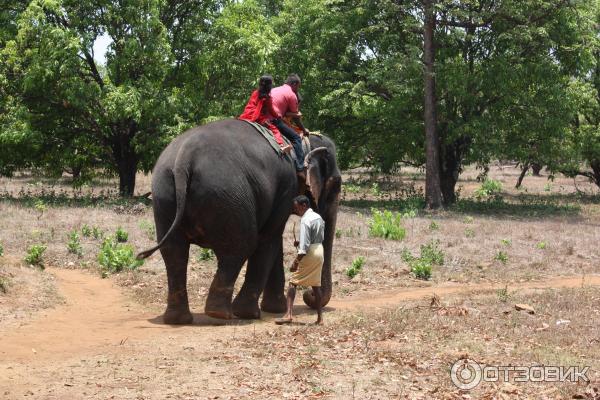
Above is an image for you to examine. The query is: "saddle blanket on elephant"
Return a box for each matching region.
[242,120,292,156]
[290,243,324,287]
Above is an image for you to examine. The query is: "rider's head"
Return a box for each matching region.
[285,74,301,92]
[258,75,273,98]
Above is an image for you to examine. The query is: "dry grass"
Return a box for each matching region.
[1,165,600,399]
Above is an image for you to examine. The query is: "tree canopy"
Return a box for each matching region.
[0,0,598,201]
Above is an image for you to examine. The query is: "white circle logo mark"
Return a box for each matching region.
[451,358,482,390]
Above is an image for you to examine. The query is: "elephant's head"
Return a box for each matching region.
[302,144,342,308]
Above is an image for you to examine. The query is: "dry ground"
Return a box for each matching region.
[0,165,599,399]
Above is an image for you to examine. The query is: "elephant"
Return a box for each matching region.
[137,118,341,323]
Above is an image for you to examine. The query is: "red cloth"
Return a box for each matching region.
[239,90,284,146]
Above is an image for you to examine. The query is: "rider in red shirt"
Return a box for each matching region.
[239,75,291,153]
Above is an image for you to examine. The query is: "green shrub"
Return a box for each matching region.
[97,237,142,276]
[501,238,512,246]
[343,184,361,194]
[0,276,7,293]
[197,247,215,261]
[346,256,365,278]
[115,227,128,243]
[92,226,104,239]
[335,229,342,239]
[465,228,475,238]
[25,244,47,268]
[400,248,414,263]
[474,179,503,201]
[370,182,382,197]
[536,241,547,249]
[368,209,406,241]
[495,250,508,264]
[34,199,47,218]
[81,224,92,237]
[0,242,3,257]
[410,259,432,280]
[420,240,444,265]
[429,221,439,231]
[67,231,83,257]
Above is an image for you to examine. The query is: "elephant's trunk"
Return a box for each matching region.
[303,179,340,309]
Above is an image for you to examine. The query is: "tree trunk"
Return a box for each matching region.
[423,0,443,209]
[591,160,600,189]
[440,140,464,205]
[516,163,529,188]
[531,163,542,176]
[112,131,139,197]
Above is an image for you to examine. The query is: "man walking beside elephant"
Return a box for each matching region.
[276,195,324,325]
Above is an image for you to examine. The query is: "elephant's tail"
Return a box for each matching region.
[137,167,189,260]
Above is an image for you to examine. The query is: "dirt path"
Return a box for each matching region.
[1,268,599,364]
[331,274,600,309]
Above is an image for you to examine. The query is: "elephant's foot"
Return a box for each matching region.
[205,297,233,319]
[260,292,287,314]
[163,307,193,325]
[232,294,261,319]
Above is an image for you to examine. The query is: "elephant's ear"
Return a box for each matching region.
[304,147,333,212]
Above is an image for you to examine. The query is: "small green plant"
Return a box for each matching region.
[0,276,7,293]
[410,259,432,280]
[67,231,83,257]
[497,285,510,303]
[464,216,474,224]
[465,228,475,238]
[429,221,439,231]
[501,238,512,246]
[346,256,365,278]
[92,226,104,239]
[34,199,47,219]
[495,250,508,264]
[368,209,406,241]
[197,247,215,261]
[544,183,552,192]
[0,242,3,257]
[343,183,361,194]
[474,179,503,201]
[420,240,444,265]
[400,248,414,263]
[25,244,47,268]
[536,241,547,250]
[370,182,382,197]
[81,224,93,237]
[138,220,156,240]
[335,229,342,239]
[97,237,142,276]
[115,227,128,243]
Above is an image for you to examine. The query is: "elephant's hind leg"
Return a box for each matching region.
[233,237,282,319]
[161,241,193,325]
[205,254,245,319]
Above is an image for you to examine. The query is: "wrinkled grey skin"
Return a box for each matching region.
[138,119,341,323]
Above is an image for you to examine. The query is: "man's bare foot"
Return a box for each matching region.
[281,144,292,154]
[314,319,323,325]
[275,317,293,325]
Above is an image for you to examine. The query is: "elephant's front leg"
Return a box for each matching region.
[260,237,286,314]
[233,237,281,319]
[205,254,245,319]
[161,241,193,325]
